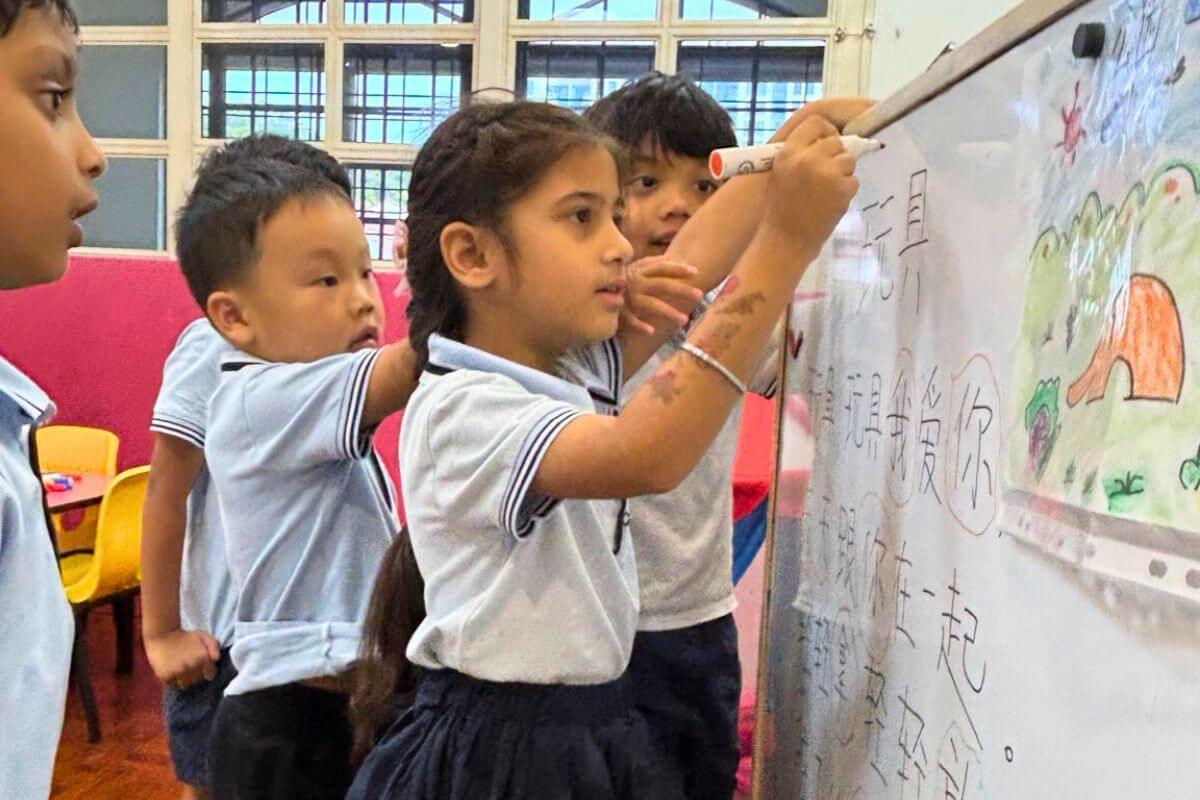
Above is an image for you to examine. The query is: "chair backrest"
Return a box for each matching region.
[88,466,150,600]
[36,425,119,476]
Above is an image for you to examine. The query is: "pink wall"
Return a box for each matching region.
[0,254,776,527]
[0,254,409,508]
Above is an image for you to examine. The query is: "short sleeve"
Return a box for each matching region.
[239,348,381,467]
[428,374,583,538]
[150,321,226,449]
[556,338,623,410]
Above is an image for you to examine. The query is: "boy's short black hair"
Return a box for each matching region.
[175,157,350,310]
[584,71,736,159]
[0,0,77,36]
[199,134,354,199]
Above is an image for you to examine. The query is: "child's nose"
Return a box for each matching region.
[75,118,107,180]
[607,226,634,266]
[659,186,692,219]
[352,282,377,315]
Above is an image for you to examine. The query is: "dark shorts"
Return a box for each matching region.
[208,682,353,800]
[348,669,685,800]
[628,613,742,800]
[163,647,237,789]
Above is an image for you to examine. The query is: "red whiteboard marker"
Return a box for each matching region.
[709,135,885,180]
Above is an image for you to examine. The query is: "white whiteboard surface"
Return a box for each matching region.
[756,0,1200,797]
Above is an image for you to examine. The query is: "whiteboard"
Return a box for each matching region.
[755,0,1200,797]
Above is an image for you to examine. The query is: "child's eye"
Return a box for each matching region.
[572,208,592,225]
[361,267,374,279]
[632,175,657,191]
[316,276,338,288]
[697,179,718,195]
[40,88,70,115]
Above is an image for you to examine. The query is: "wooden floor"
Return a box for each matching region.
[51,601,181,800]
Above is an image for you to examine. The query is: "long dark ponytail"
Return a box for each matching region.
[403,99,623,377]
[350,527,425,764]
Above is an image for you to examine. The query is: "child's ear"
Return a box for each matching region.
[207,291,254,351]
[440,221,499,291]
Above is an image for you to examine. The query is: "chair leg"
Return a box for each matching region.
[113,596,134,675]
[71,610,101,744]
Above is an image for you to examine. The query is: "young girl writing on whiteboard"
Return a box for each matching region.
[347,100,858,799]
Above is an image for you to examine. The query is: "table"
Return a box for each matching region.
[45,472,111,513]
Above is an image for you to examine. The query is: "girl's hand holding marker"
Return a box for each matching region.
[709,135,885,180]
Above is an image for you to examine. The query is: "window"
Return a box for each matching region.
[343,44,472,145]
[203,1,326,24]
[75,1,864,260]
[74,0,168,26]
[344,0,473,24]
[678,40,823,144]
[85,158,167,250]
[516,41,655,112]
[348,164,411,261]
[518,0,656,21]
[77,46,167,139]
[201,44,326,140]
[678,0,828,20]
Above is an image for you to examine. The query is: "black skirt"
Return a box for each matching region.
[348,669,684,800]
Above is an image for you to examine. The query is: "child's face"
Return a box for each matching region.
[212,195,385,363]
[0,6,105,289]
[622,137,720,259]
[491,144,633,356]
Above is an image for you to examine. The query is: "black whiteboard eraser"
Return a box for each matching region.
[1073,22,1106,58]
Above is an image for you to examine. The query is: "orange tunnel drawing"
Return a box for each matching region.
[1067,274,1185,407]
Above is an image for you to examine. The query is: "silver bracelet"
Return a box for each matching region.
[679,342,748,395]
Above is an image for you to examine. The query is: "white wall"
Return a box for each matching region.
[867,0,1025,98]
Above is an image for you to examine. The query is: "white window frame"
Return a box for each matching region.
[76,0,875,265]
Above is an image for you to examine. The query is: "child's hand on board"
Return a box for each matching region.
[619,257,705,337]
[770,97,876,141]
[145,628,221,690]
[763,116,860,262]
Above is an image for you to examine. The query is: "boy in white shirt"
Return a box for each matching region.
[173,148,418,800]
[141,135,358,800]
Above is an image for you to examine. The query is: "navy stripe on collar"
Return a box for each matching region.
[425,335,594,408]
[220,361,259,372]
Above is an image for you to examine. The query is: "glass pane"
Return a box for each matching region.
[203,1,325,23]
[201,44,326,140]
[516,41,655,113]
[518,0,655,22]
[344,0,472,23]
[86,158,167,250]
[74,0,167,25]
[678,40,823,145]
[78,46,166,139]
[679,0,827,20]
[343,44,471,146]
[347,164,410,261]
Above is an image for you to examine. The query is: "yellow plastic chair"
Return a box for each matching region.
[59,465,149,743]
[35,425,119,553]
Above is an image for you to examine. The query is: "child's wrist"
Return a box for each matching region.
[143,624,183,641]
[753,219,823,268]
